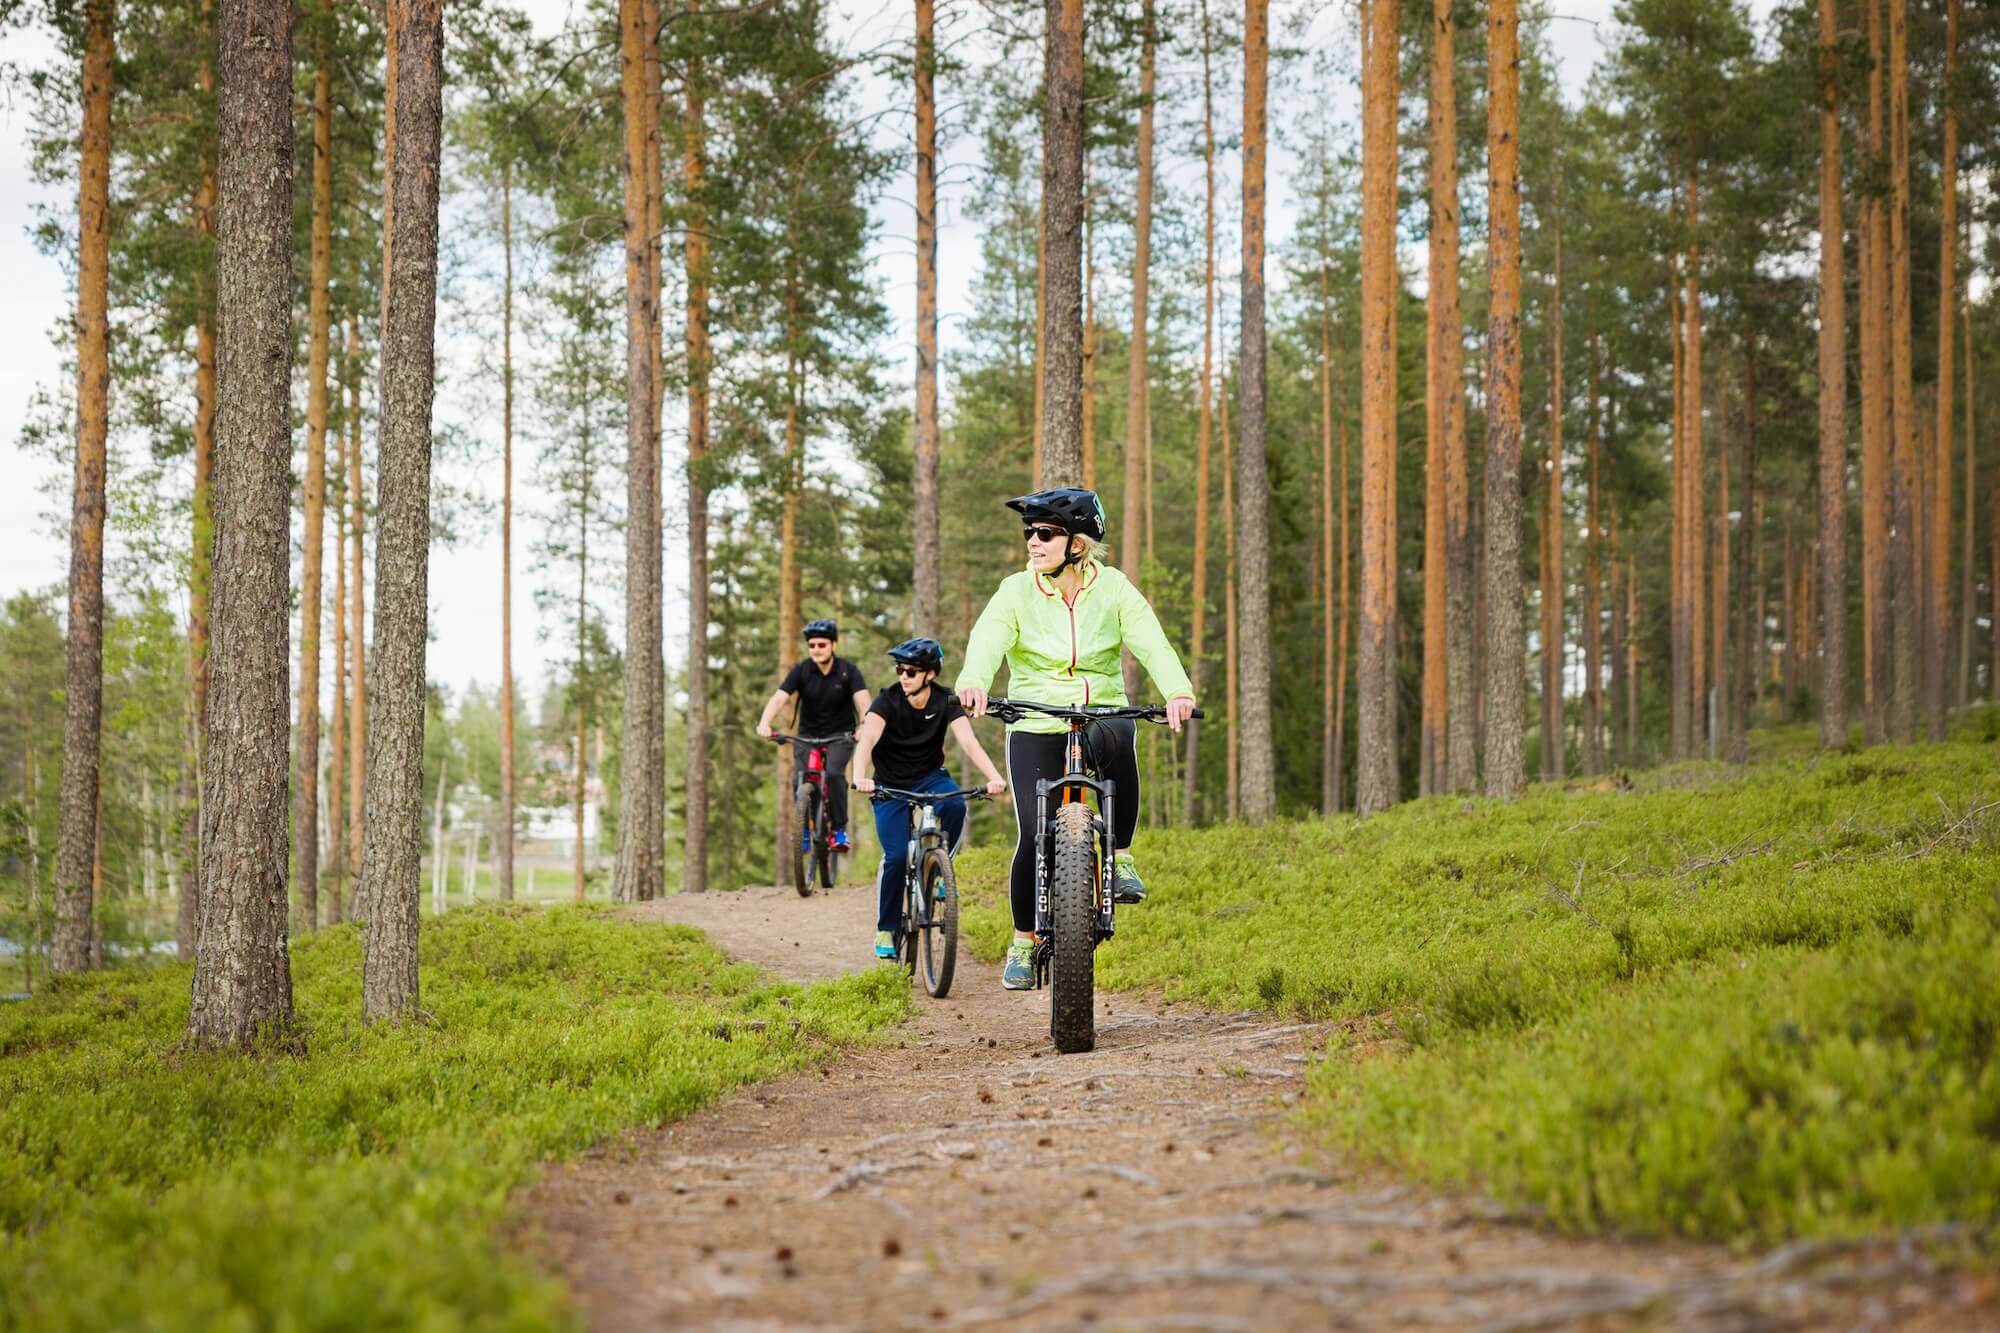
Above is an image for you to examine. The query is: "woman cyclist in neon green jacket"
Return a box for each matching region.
[956,487,1196,991]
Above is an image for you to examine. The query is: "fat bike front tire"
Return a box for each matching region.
[1048,801,1099,1054]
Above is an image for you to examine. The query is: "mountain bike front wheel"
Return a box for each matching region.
[1048,800,1098,1053]
[918,847,957,998]
[814,793,836,890]
[792,783,816,897]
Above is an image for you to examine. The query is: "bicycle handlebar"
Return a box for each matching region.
[768,732,854,746]
[982,698,1204,725]
[867,786,993,804]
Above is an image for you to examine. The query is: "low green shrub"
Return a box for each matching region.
[1312,895,2000,1246]
[0,904,908,1331]
[953,737,1999,1245]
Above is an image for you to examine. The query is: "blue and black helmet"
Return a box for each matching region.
[1005,487,1106,542]
[886,637,944,673]
[803,618,839,641]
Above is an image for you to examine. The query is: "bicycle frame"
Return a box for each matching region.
[1031,721,1117,946]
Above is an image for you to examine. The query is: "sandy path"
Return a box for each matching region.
[519,884,1981,1331]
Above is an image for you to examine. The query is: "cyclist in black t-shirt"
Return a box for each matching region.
[853,638,1006,960]
[756,618,871,852]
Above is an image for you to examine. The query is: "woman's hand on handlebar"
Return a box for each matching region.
[1165,695,1197,733]
[854,775,876,793]
[959,686,988,718]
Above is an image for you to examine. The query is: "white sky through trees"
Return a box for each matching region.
[0,0,1672,703]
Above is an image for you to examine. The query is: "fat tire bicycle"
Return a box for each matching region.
[984,698,1201,1053]
[769,732,854,897]
[868,785,990,998]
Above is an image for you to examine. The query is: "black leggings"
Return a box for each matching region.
[1004,719,1138,933]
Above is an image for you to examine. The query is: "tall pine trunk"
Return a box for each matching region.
[180,0,217,960]
[295,17,334,931]
[1039,0,1084,485]
[1223,370,1238,819]
[187,0,296,1044]
[346,315,367,916]
[1817,0,1848,749]
[1424,0,1460,795]
[1540,202,1564,782]
[328,404,348,922]
[913,0,941,630]
[683,0,711,894]
[1236,0,1275,822]
[615,0,664,902]
[1683,173,1706,754]
[360,0,443,1020]
[1730,348,1758,762]
[1481,0,1525,800]
[1181,0,1215,824]
[1961,262,1976,709]
[1436,1,1474,795]
[1122,0,1154,593]
[1355,0,1399,815]
[1583,337,1603,773]
[1862,0,1889,741]
[773,283,804,878]
[53,0,115,974]
[1319,260,1336,813]
[1929,0,1957,736]
[498,165,516,900]
[1886,0,1916,743]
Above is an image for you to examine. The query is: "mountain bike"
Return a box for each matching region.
[770,732,853,896]
[867,785,989,998]
[984,698,1201,1053]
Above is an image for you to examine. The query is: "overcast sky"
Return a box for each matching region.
[0,0,1663,706]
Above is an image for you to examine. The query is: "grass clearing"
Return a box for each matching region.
[954,732,2000,1245]
[0,904,909,1331]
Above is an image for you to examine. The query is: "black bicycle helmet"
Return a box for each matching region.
[802,618,839,641]
[1005,487,1107,542]
[886,637,944,673]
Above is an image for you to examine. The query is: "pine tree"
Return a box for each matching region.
[186,0,296,1045]
[1181,0,1217,824]
[52,0,115,974]
[361,0,444,1019]
[1354,0,1399,815]
[1236,0,1275,822]
[1816,0,1847,749]
[1481,0,1524,801]
[913,0,941,632]
[1040,0,1084,485]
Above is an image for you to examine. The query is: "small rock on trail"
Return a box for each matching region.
[519,884,1973,1331]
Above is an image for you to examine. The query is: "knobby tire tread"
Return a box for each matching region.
[815,790,835,890]
[920,847,957,998]
[1049,801,1098,1053]
[792,783,815,897]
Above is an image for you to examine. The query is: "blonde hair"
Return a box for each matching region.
[1073,535,1108,566]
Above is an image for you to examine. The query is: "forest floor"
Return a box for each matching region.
[518,883,1979,1331]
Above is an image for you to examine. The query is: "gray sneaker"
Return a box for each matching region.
[1002,938,1035,990]
[1112,853,1146,904]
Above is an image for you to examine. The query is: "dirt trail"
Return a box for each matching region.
[521,884,1979,1332]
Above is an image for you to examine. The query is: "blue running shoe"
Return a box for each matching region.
[874,930,897,959]
[832,829,851,852]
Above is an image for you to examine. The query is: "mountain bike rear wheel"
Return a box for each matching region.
[918,847,957,998]
[792,783,816,897]
[1048,800,1098,1053]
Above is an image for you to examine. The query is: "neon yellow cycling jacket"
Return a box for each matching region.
[958,559,1195,734]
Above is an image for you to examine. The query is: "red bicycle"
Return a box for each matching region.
[770,732,852,896]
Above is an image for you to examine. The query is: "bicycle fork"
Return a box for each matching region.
[1030,774,1118,989]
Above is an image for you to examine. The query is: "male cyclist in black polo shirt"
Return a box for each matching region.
[756,618,871,853]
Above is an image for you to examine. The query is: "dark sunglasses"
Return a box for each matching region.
[895,664,928,678]
[1023,524,1068,544]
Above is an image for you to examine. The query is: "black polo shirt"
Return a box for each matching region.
[867,682,966,787]
[780,656,868,736]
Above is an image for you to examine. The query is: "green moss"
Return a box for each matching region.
[0,904,908,1331]
[955,737,1999,1245]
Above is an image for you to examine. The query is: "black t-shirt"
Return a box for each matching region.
[780,656,868,736]
[866,682,966,787]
